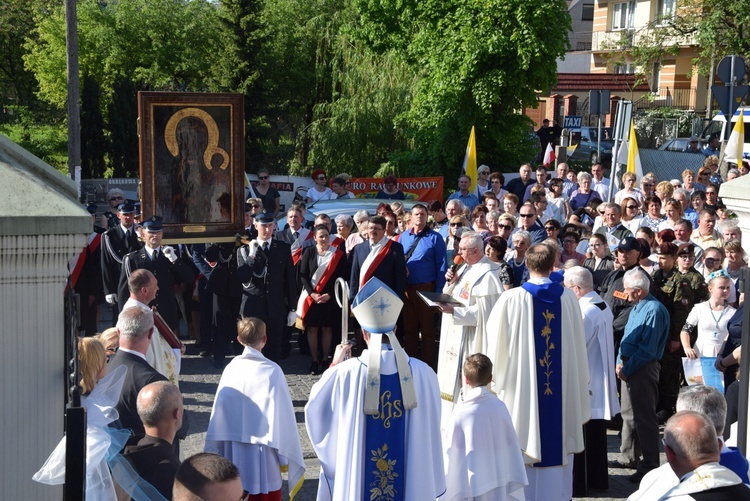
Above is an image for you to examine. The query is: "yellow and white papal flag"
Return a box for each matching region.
[615,119,644,185]
[724,108,745,165]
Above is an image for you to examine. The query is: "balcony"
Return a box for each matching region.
[634,87,698,110]
[591,27,697,52]
[569,31,593,52]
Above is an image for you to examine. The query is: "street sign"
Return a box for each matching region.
[717,55,746,83]
[589,90,611,116]
[563,116,582,130]
[712,85,749,117]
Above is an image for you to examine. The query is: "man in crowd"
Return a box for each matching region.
[645,412,750,498]
[487,243,590,501]
[306,278,445,500]
[123,381,184,499]
[436,232,503,426]
[515,202,547,244]
[600,237,652,353]
[703,135,720,157]
[440,199,466,238]
[630,386,750,499]
[108,307,168,437]
[118,216,196,334]
[673,220,704,272]
[399,203,447,367]
[673,188,698,228]
[555,162,577,196]
[277,206,313,265]
[591,163,610,202]
[102,202,142,314]
[236,213,297,362]
[349,215,406,303]
[428,200,449,234]
[564,266,618,493]
[523,166,549,202]
[691,209,724,250]
[596,203,633,250]
[505,163,535,203]
[447,175,480,212]
[173,453,244,501]
[611,269,669,484]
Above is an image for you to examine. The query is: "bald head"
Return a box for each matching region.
[663,411,719,478]
[137,381,183,443]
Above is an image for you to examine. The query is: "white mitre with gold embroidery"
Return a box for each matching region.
[351,277,417,415]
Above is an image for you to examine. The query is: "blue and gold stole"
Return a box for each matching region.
[522,280,564,467]
[364,372,406,501]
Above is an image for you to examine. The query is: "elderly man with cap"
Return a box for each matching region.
[118,216,196,335]
[305,277,445,501]
[651,242,708,423]
[600,236,653,355]
[610,269,669,484]
[102,201,143,313]
[237,212,297,363]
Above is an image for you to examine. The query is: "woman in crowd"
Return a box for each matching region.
[614,171,643,206]
[583,233,614,289]
[620,196,643,234]
[346,210,370,253]
[384,212,399,239]
[696,167,712,190]
[472,205,491,239]
[305,169,333,204]
[334,214,354,243]
[502,193,519,219]
[640,177,656,199]
[560,231,585,265]
[489,172,508,200]
[95,328,120,362]
[446,215,471,263]
[568,198,602,232]
[79,337,108,395]
[505,230,531,288]
[298,225,348,374]
[101,188,126,229]
[682,169,700,195]
[376,202,394,217]
[398,212,411,234]
[655,181,674,210]
[691,190,706,213]
[254,168,281,217]
[486,210,502,237]
[543,218,562,244]
[658,199,684,231]
[475,165,491,197]
[681,271,735,360]
[376,175,405,200]
[484,235,515,291]
[641,196,665,232]
[569,172,602,211]
[724,239,745,285]
[497,214,516,245]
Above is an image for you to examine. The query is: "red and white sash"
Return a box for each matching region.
[290,228,313,265]
[360,238,394,287]
[330,235,344,249]
[68,232,101,288]
[296,248,344,318]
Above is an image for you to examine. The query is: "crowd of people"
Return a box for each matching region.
[45,155,750,500]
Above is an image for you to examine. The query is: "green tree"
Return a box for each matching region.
[351,0,570,175]
[81,76,107,178]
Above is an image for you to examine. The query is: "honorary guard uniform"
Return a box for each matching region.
[118,216,196,334]
[237,212,297,362]
[651,243,708,420]
[101,202,142,310]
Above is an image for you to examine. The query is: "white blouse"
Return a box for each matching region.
[685,301,736,357]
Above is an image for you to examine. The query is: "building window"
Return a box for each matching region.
[612,2,634,30]
[614,63,636,74]
[582,3,594,21]
[656,0,676,24]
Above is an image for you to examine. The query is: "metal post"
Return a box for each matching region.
[596,113,602,166]
[737,267,750,454]
[66,0,81,180]
[727,56,736,141]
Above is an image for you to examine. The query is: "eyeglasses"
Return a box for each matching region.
[251,204,261,208]
[544,226,557,231]
[450,223,464,227]
[598,211,606,215]
[480,171,489,175]
[317,176,327,181]
[498,224,512,230]
[704,257,719,264]
[519,213,535,218]
[110,196,123,201]
[626,205,638,209]
[258,176,269,180]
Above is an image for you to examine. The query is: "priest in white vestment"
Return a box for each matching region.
[486,243,591,501]
[440,353,527,501]
[305,278,446,501]
[436,231,503,429]
[564,266,619,492]
[205,317,305,500]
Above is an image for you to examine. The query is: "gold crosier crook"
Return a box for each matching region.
[163,108,230,170]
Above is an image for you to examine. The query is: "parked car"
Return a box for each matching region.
[275,198,418,230]
[568,126,614,165]
[658,137,706,152]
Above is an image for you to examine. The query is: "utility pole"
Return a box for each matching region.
[66,0,81,185]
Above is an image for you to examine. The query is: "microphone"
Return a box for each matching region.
[450,255,464,273]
